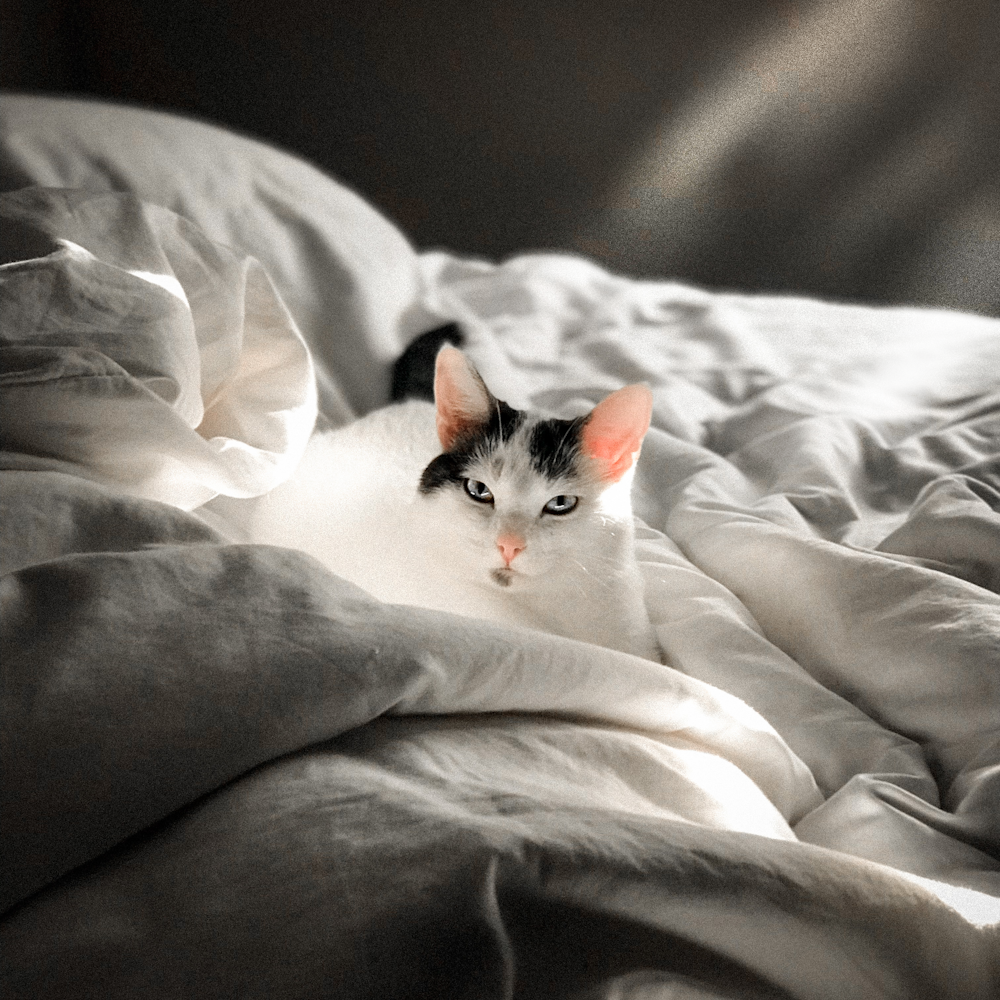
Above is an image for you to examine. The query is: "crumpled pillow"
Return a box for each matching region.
[1,186,316,509]
[0,93,425,420]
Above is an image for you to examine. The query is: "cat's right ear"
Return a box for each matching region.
[434,347,494,450]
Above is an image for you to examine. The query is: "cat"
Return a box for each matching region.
[205,328,661,660]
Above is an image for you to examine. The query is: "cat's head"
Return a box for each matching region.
[418,347,652,589]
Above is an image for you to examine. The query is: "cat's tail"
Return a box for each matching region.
[390,323,465,402]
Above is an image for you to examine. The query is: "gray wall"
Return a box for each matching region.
[4,0,999,314]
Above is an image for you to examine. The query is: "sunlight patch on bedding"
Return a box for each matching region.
[57,237,190,304]
[127,269,189,304]
[664,744,797,841]
[56,238,92,258]
[894,870,1000,928]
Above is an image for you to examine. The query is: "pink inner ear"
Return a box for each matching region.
[434,346,493,450]
[580,384,653,482]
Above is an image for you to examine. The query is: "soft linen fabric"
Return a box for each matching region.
[0,187,317,508]
[0,91,423,420]
[2,95,1000,999]
[0,481,819,913]
[422,251,1000,904]
[1,477,997,1000]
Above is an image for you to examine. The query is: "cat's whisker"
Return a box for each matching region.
[557,419,579,455]
[567,557,615,590]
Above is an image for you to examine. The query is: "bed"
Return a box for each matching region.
[1,92,998,999]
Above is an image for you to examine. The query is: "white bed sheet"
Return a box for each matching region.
[2,93,999,998]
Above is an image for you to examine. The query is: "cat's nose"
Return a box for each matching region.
[496,534,526,566]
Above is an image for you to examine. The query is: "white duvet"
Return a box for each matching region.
[1,95,999,999]
[423,249,1000,912]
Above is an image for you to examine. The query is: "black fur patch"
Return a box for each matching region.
[419,452,469,493]
[528,416,587,480]
[390,324,464,402]
[419,399,525,494]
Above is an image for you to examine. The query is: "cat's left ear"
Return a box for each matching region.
[581,384,653,482]
[434,346,494,450]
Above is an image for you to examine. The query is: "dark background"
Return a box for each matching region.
[4,0,999,314]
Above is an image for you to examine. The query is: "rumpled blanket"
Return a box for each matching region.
[2,188,999,999]
[0,186,316,509]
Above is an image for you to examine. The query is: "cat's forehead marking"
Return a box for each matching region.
[419,399,591,495]
[527,416,587,480]
[481,399,524,447]
[418,400,525,494]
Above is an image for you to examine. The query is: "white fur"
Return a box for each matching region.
[205,400,660,660]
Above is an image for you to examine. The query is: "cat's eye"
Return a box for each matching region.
[464,479,494,504]
[543,494,579,515]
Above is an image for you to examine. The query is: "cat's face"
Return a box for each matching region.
[417,348,651,590]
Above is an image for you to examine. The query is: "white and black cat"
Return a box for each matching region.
[206,328,660,660]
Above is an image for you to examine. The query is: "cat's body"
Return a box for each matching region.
[205,334,659,660]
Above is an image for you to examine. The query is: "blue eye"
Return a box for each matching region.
[464,479,494,503]
[543,495,578,515]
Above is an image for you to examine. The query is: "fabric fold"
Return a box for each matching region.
[0,188,316,509]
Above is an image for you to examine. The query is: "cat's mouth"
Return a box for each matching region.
[490,567,516,588]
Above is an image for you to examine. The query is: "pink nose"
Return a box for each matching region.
[496,534,526,566]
